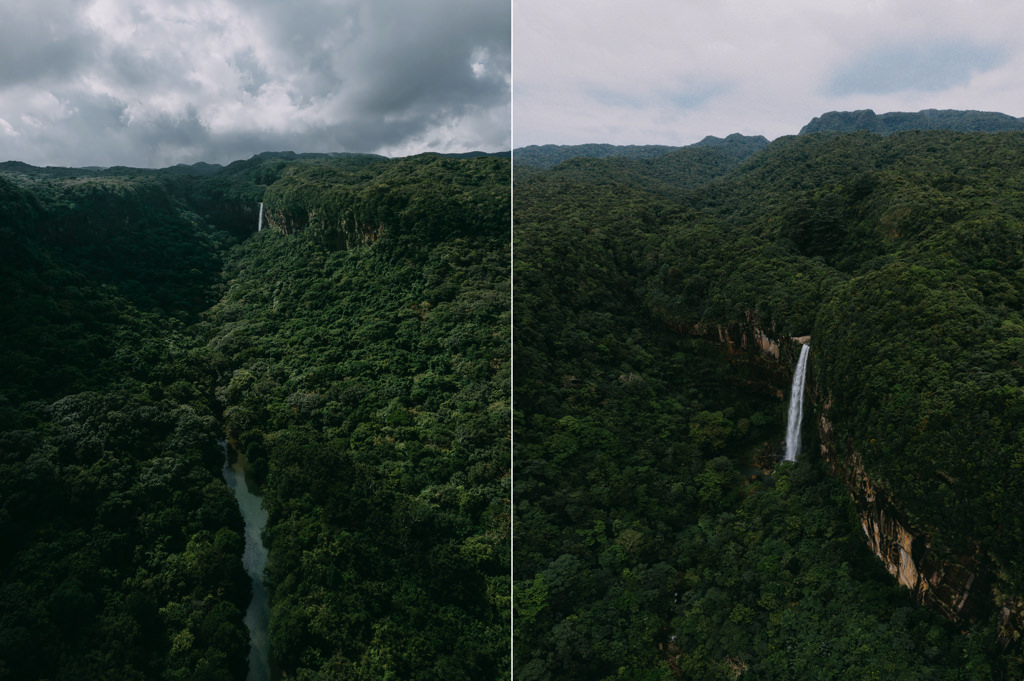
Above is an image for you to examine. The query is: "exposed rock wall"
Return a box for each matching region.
[816,398,1022,647]
[818,424,981,613]
[262,201,385,249]
[664,311,794,400]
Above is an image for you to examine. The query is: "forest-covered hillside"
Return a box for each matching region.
[799,108,1024,135]
[514,130,1024,679]
[513,134,769,170]
[513,143,682,169]
[0,152,510,680]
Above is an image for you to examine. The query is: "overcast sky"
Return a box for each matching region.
[0,0,510,168]
[514,0,1024,148]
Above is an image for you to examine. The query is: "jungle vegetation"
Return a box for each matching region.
[0,152,510,680]
[514,130,1024,679]
[8,117,1024,681]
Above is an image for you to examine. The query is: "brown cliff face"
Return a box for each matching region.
[262,203,384,248]
[664,311,795,400]
[262,204,302,235]
[817,399,1022,647]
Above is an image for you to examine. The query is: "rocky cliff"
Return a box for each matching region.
[261,199,385,248]
[815,396,1023,649]
[664,311,795,401]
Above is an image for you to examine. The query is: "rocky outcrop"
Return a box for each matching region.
[261,203,302,235]
[817,402,1021,647]
[262,201,385,248]
[664,311,798,400]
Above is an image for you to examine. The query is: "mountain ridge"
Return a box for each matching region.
[799,108,1024,135]
[514,109,1024,167]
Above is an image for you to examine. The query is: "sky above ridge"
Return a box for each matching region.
[514,0,1024,147]
[0,0,510,168]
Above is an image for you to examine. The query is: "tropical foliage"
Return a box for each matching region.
[0,152,510,680]
[514,130,1024,679]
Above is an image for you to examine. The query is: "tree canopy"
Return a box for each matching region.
[514,130,1024,679]
[0,152,510,680]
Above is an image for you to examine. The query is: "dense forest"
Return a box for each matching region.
[514,129,1024,679]
[10,111,1024,680]
[516,109,1024,172]
[0,152,510,679]
[514,134,770,170]
[514,144,683,169]
[800,108,1024,135]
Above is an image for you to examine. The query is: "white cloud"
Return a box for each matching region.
[0,118,19,137]
[514,0,1024,146]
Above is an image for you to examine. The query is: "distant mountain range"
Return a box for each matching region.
[515,109,1024,167]
[799,108,1024,135]
[0,150,508,175]
[514,133,769,169]
[512,143,683,169]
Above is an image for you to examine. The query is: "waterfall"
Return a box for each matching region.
[221,442,271,681]
[257,202,264,232]
[784,343,811,462]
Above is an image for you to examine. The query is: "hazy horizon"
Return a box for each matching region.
[514,0,1024,149]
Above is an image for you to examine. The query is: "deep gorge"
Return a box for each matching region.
[0,151,511,680]
[5,121,1024,679]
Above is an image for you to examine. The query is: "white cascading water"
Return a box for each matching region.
[257,202,264,232]
[221,442,271,681]
[784,343,811,462]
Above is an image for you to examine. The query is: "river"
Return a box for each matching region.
[221,442,271,681]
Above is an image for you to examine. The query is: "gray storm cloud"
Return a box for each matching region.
[0,0,510,167]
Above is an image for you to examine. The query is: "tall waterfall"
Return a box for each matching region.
[221,443,271,681]
[257,202,264,232]
[784,343,811,462]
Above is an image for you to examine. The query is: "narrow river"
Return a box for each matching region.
[221,442,271,681]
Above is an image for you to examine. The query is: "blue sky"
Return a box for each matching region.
[513,0,1024,147]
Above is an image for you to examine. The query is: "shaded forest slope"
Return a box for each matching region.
[0,153,510,680]
[514,129,1024,679]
